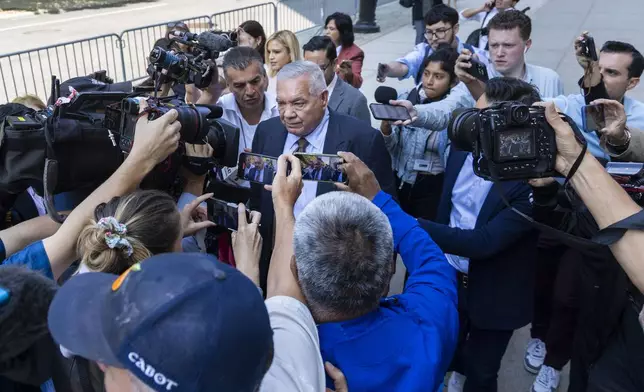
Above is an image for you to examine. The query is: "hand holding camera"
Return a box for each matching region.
[376,63,389,83]
[129,99,181,170]
[482,0,495,12]
[456,49,488,84]
[574,31,599,67]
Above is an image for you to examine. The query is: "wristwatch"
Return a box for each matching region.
[606,126,631,151]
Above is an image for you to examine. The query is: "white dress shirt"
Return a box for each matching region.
[327,73,339,99]
[336,45,342,56]
[217,92,279,157]
[445,154,494,273]
[283,109,330,218]
[486,63,564,99]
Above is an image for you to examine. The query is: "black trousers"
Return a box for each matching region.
[586,305,644,392]
[450,274,514,392]
[395,172,444,221]
[530,238,582,370]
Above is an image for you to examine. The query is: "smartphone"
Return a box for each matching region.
[207,198,250,231]
[294,153,346,183]
[582,104,605,132]
[580,36,598,61]
[369,103,411,122]
[237,152,279,185]
[466,58,489,82]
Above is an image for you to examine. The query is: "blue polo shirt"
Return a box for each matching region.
[1,240,53,279]
[317,191,459,392]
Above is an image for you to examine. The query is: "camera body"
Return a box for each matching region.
[449,102,572,181]
[579,35,598,62]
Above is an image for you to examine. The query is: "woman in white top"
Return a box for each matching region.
[460,0,519,50]
[265,30,301,96]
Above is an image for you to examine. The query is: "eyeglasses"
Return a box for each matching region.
[424,26,453,39]
[167,21,188,31]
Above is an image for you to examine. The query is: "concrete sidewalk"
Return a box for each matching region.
[325,0,644,391]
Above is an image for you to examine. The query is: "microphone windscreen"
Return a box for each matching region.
[374,86,398,104]
[198,31,234,52]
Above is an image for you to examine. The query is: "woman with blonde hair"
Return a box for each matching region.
[265,30,301,96]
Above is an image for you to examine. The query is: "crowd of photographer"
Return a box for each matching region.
[1,1,644,392]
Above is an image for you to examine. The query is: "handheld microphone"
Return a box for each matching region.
[374,86,398,104]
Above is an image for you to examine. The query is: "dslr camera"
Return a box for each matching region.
[149,30,237,89]
[448,102,580,181]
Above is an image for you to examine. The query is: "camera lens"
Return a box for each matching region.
[149,47,181,70]
[448,108,480,152]
[174,106,211,144]
[510,105,530,124]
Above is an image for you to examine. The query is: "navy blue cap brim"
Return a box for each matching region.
[47,272,122,367]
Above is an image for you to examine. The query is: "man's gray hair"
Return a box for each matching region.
[222,46,266,79]
[294,191,394,320]
[276,61,327,96]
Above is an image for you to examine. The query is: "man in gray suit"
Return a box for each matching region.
[303,36,371,124]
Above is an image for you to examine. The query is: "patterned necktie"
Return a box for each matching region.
[296,137,309,153]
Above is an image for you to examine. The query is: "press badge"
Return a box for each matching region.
[413,159,432,173]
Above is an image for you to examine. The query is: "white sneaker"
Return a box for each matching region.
[446,372,466,392]
[524,338,547,374]
[531,365,561,392]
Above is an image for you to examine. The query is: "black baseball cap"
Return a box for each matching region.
[48,253,274,392]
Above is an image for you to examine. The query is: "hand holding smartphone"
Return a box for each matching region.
[582,104,605,132]
[369,103,411,122]
[237,152,278,185]
[295,153,346,183]
[207,197,252,231]
[465,57,489,82]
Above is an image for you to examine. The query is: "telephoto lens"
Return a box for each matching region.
[448,108,481,152]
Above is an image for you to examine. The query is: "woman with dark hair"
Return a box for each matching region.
[379,46,459,220]
[237,20,267,62]
[324,12,364,88]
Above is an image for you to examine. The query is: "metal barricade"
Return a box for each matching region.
[0,34,124,103]
[119,15,212,81]
[211,3,278,36]
[0,0,364,102]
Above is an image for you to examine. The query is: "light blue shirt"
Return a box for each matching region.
[177,192,207,253]
[549,94,644,160]
[487,63,564,100]
[283,109,330,218]
[445,154,493,273]
[396,38,489,83]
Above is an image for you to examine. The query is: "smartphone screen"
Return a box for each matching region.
[294,153,345,183]
[466,58,489,82]
[237,152,279,185]
[369,103,411,122]
[583,104,605,132]
[207,198,249,231]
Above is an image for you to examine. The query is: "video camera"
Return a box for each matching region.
[448,102,582,181]
[0,76,240,223]
[148,30,237,89]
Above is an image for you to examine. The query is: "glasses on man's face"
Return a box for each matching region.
[425,26,453,40]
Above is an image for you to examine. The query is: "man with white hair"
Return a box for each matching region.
[249,60,396,289]
[268,150,458,391]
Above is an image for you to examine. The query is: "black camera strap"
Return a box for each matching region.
[592,210,644,245]
[43,117,66,224]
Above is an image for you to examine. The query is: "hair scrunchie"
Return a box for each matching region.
[96,217,133,256]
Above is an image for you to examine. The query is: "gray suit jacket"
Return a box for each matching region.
[328,77,371,124]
